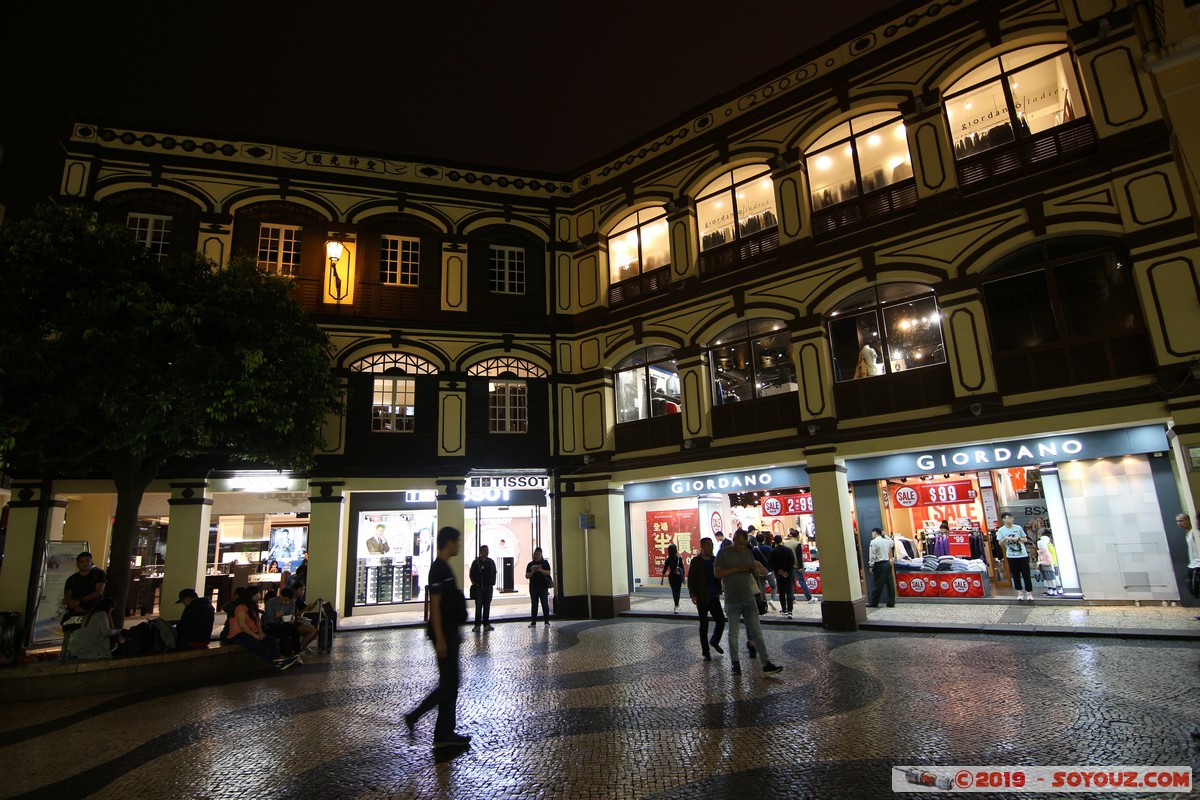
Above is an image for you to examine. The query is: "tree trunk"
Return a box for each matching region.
[106,455,159,629]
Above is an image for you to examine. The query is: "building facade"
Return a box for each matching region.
[4,0,1200,632]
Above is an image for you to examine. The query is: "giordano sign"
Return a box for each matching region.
[846,425,1168,481]
[625,465,810,502]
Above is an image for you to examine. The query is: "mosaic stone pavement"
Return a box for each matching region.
[1,619,1198,799]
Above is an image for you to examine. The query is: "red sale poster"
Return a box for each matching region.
[896,574,938,597]
[646,509,700,575]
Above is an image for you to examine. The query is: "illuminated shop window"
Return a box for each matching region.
[707,320,795,405]
[351,353,437,433]
[258,223,302,277]
[828,284,946,382]
[944,44,1086,159]
[371,378,415,433]
[126,213,172,261]
[468,359,544,433]
[380,235,420,286]
[608,207,670,285]
[489,245,525,294]
[805,112,910,210]
[615,346,681,423]
[695,166,777,252]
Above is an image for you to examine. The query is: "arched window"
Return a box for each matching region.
[696,166,777,252]
[944,43,1087,160]
[608,208,670,285]
[805,112,911,211]
[351,353,437,433]
[707,320,795,405]
[828,284,946,382]
[981,238,1151,392]
[615,347,681,424]
[468,358,545,433]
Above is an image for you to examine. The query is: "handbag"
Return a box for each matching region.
[61,614,84,633]
[469,584,478,600]
[543,574,554,589]
[755,597,768,615]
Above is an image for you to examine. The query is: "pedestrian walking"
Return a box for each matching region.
[767,535,795,617]
[469,545,497,632]
[713,530,783,676]
[866,527,896,608]
[404,526,471,748]
[1175,513,1200,610]
[661,543,685,613]
[686,537,725,660]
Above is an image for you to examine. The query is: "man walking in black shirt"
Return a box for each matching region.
[404,527,470,748]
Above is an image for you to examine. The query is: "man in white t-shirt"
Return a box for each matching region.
[1174,513,1200,611]
[996,512,1033,601]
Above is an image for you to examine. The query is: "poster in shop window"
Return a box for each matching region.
[646,510,699,576]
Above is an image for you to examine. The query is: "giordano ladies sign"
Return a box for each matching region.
[846,425,1168,481]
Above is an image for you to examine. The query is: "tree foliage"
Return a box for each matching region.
[0,205,342,624]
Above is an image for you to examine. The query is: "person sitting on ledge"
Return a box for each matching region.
[175,588,215,649]
[67,598,124,660]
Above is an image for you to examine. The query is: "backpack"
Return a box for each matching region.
[148,618,177,652]
[118,622,155,656]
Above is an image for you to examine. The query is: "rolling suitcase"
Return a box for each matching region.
[317,601,337,654]
[0,612,22,666]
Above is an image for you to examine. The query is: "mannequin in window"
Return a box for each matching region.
[853,344,884,379]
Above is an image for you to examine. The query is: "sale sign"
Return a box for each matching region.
[761,493,814,516]
[937,574,986,598]
[891,480,977,508]
[646,509,700,575]
[897,574,938,597]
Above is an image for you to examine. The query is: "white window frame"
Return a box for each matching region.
[380,234,420,286]
[489,245,526,294]
[488,380,528,433]
[258,223,302,277]
[372,377,416,433]
[126,213,172,262]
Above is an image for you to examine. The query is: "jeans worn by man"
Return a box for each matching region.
[714,531,783,677]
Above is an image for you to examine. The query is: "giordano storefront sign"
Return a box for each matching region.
[846,425,1169,481]
[622,426,1168,502]
[625,465,811,502]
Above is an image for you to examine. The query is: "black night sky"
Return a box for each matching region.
[1,1,905,215]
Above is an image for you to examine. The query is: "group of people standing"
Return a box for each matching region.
[465,544,554,630]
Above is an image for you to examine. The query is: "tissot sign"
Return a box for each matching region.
[847,425,1167,481]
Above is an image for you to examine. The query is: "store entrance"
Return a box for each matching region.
[465,505,550,596]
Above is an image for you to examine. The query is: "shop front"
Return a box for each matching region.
[625,466,838,594]
[846,425,1187,603]
[345,475,551,617]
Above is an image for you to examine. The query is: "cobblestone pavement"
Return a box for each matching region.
[1,619,1198,799]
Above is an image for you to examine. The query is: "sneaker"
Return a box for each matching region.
[747,646,757,660]
[810,597,820,603]
[731,661,741,674]
[544,621,550,627]
[278,655,300,671]
[484,625,495,632]
[786,612,793,618]
[432,733,472,748]
[304,644,316,654]
[403,713,416,739]
[1016,591,1025,601]
[702,652,712,661]
[673,608,678,614]
[472,625,480,632]
[763,663,784,676]
[710,640,724,654]
[529,621,537,627]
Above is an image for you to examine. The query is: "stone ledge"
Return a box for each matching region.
[0,645,273,703]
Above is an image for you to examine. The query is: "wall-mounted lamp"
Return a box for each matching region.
[582,454,594,465]
[969,402,983,416]
[806,423,819,436]
[326,239,348,302]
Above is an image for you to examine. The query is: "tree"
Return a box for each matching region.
[0,205,342,626]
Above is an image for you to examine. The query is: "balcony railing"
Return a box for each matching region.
[832,363,954,419]
[955,118,1096,192]
[711,391,799,439]
[992,330,1155,394]
[811,178,918,238]
[609,265,672,309]
[614,414,683,452]
[697,226,780,281]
